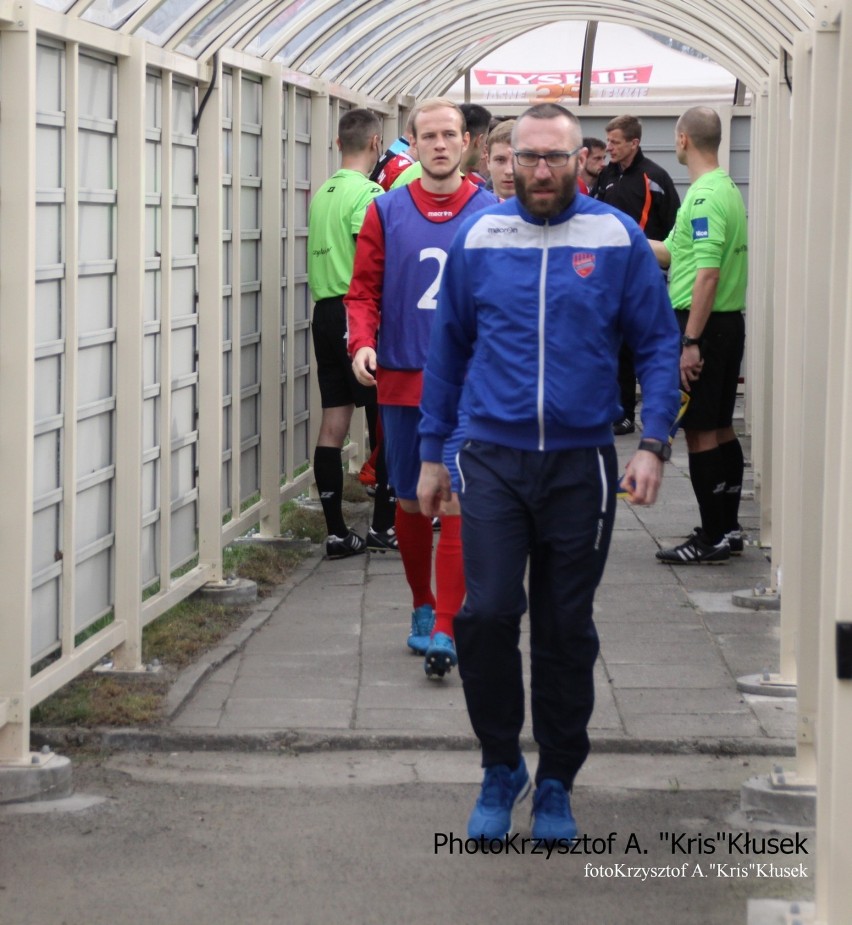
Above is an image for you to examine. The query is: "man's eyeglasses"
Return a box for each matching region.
[512,145,583,168]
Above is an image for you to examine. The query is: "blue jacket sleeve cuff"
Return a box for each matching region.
[641,415,672,445]
[419,436,445,463]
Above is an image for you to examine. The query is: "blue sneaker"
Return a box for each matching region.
[407,604,435,655]
[467,759,531,839]
[531,779,577,843]
[424,632,457,679]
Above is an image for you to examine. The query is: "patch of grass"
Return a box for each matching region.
[142,598,250,669]
[31,540,313,729]
[31,675,168,727]
[227,544,307,587]
[280,500,327,542]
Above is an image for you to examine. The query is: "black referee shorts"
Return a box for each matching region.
[675,309,745,432]
[311,297,376,409]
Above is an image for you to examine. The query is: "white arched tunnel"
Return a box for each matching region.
[0,0,850,920]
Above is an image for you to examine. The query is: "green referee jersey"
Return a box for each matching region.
[307,168,383,300]
[664,167,748,312]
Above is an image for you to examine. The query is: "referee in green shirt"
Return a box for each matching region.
[308,109,396,558]
[650,106,749,565]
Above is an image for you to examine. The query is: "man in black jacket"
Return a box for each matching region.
[595,114,680,435]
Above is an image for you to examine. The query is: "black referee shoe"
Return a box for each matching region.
[656,530,730,565]
[325,530,366,560]
[686,525,745,555]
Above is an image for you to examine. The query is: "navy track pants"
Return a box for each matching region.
[455,439,617,788]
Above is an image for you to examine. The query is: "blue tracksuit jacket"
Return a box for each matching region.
[419,193,681,460]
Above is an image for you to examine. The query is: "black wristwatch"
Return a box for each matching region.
[680,334,701,348]
[638,438,671,461]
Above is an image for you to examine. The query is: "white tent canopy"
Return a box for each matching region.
[446,22,740,108]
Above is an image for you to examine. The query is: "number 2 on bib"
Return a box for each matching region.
[417,247,448,310]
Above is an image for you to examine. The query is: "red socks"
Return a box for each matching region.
[394,506,436,610]
[394,508,465,638]
[434,514,464,639]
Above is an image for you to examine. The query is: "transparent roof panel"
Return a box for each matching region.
[174,0,250,53]
[313,25,377,78]
[275,0,364,64]
[134,0,212,46]
[300,4,432,80]
[81,0,150,29]
[343,18,442,89]
[300,3,387,74]
[240,0,318,57]
[226,8,269,49]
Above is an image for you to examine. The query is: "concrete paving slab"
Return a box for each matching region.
[180,681,232,712]
[588,694,623,731]
[220,698,354,729]
[228,675,358,700]
[171,708,223,728]
[614,688,754,716]
[703,611,780,634]
[623,712,764,739]
[361,644,424,670]
[235,652,356,679]
[239,641,359,662]
[292,585,363,612]
[601,640,722,664]
[594,583,692,605]
[607,662,735,689]
[362,573,409,598]
[716,633,783,679]
[596,621,704,642]
[361,633,432,662]
[207,657,240,685]
[141,429,796,773]
[594,607,704,626]
[746,698,798,738]
[356,681,465,710]
[354,708,475,734]
[364,553,405,573]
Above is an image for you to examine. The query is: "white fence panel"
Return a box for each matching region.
[0,14,384,762]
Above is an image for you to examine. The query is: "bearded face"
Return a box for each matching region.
[512,115,582,219]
